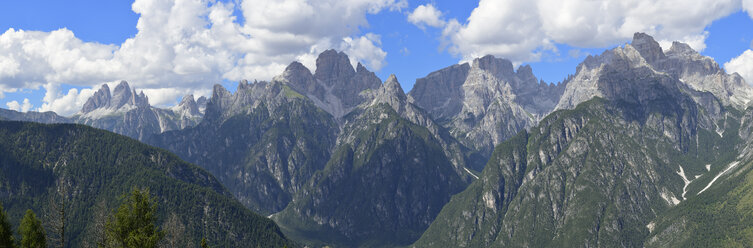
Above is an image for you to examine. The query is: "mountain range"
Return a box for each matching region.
[2,32,753,247]
[0,80,205,141]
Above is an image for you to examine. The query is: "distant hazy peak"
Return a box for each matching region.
[171,94,201,117]
[80,81,149,115]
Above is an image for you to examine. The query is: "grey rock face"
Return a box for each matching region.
[110,80,149,109]
[557,33,753,111]
[275,75,471,247]
[81,84,111,113]
[413,32,749,248]
[276,49,382,119]
[408,63,470,122]
[196,96,208,113]
[360,74,484,173]
[631,32,667,64]
[0,108,72,124]
[173,94,202,117]
[415,72,730,247]
[150,80,338,214]
[74,81,203,140]
[410,55,567,158]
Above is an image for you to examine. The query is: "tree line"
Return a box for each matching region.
[0,188,211,248]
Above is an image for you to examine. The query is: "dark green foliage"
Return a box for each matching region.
[200,237,209,248]
[106,189,163,248]
[19,210,45,248]
[276,104,466,247]
[645,108,753,247]
[0,121,295,247]
[414,94,737,247]
[149,87,339,215]
[0,203,15,248]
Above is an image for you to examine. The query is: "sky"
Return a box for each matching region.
[0,0,752,116]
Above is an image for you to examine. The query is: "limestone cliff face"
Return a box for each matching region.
[410,55,567,158]
[275,75,471,247]
[413,33,747,248]
[150,80,339,215]
[74,81,202,140]
[557,32,751,111]
[0,81,203,141]
[276,49,383,119]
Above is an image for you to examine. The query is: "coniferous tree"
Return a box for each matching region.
[81,199,109,248]
[47,177,69,248]
[200,238,209,248]
[19,210,45,248]
[106,188,164,248]
[0,203,16,248]
[161,213,192,248]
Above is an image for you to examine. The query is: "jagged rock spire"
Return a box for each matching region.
[80,81,148,114]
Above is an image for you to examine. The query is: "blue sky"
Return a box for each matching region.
[0,0,752,115]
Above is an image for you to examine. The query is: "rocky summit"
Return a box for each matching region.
[409,54,567,159]
[4,32,753,248]
[275,49,383,119]
[413,33,753,248]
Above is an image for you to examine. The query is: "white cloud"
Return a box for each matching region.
[141,87,211,108]
[745,0,753,18]
[725,49,753,85]
[426,0,741,64]
[341,33,388,70]
[408,4,445,29]
[0,0,403,114]
[38,84,96,115]
[6,98,33,112]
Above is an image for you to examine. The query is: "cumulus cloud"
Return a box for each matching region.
[726,49,753,85]
[6,98,33,112]
[408,4,446,29]
[745,0,753,18]
[141,87,212,108]
[37,83,96,115]
[0,0,404,115]
[423,0,741,63]
[341,33,388,70]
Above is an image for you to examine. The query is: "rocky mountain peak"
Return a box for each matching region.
[110,81,148,110]
[631,32,666,64]
[315,49,356,83]
[212,84,231,100]
[196,96,208,113]
[207,84,231,114]
[367,74,408,113]
[81,84,112,113]
[80,81,149,114]
[275,50,381,119]
[172,94,201,117]
[473,55,515,79]
[356,62,368,74]
[668,41,695,55]
[382,74,407,101]
[284,61,313,77]
[516,64,536,82]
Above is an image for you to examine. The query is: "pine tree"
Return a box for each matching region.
[0,203,16,248]
[81,199,109,248]
[106,188,164,248]
[161,213,192,248]
[200,238,209,248]
[19,210,45,248]
[47,177,69,248]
